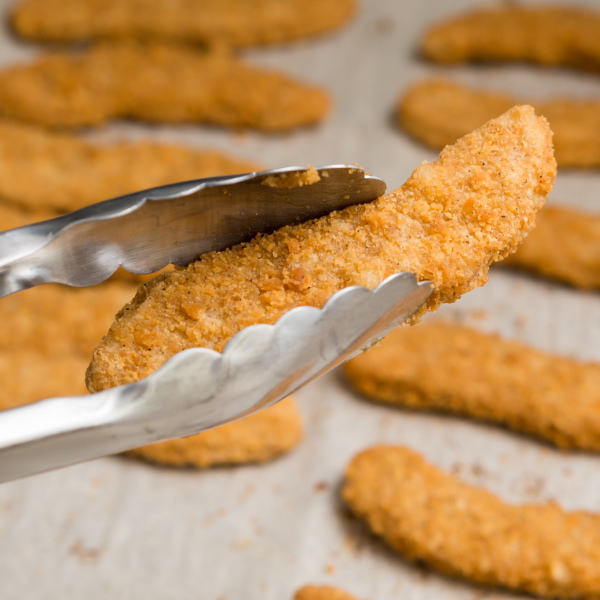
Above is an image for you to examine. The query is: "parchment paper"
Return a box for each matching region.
[1,0,600,598]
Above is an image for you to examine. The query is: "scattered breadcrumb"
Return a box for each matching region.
[503,205,600,289]
[86,106,555,393]
[398,79,600,167]
[127,396,302,467]
[294,586,359,600]
[262,166,320,189]
[344,321,600,450]
[0,43,330,130]
[0,119,261,213]
[343,445,600,598]
[421,6,600,72]
[11,0,356,48]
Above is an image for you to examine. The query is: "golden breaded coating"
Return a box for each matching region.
[344,445,600,598]
[344,322,600,451]
[127,396,302,468]
[421,6,600,72]
[398,79,600,168]
[0,201,54,230]
[294,586,359,600]
[0,43,330,130]
[0,282,138,358]
[503,206,600,289]
[0,350,89,409]
[0,119,260,213]
[11,0,355,47]
[86,106,555,393]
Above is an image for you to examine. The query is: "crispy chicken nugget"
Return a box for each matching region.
[0,42,330,131]
[503,205,600,289]
[294,586,359,600]
[421,6,600,72]
[398,79,600,168]
[127,396,302,468]
[0,201,54,230]
[0,119,260,213]
[86,106,555,393]
[11,0,355,47]
[344,321,600,451]
[344,446,600,598]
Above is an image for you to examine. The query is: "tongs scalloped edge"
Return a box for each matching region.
[0,271,432,483]
[0,165,433,483]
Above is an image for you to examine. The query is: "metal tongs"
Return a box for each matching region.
[0,165,433,483]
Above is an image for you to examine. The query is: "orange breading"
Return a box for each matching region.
[343,446,600,599]
[294,586,359,600]
[0,119,260,213]
[11,0,355,47]
[0,201,54,230]
[86,106,555,393]
[127,396,302,468]
[503,205,600,289]
[0,350,89,409]
[398,79,600,168]
[421,6,600,72]
[344,321,600,451]
[0,283,138,358]
[0,42,330,131]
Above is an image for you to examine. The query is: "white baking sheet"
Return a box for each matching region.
[1,0,600,598]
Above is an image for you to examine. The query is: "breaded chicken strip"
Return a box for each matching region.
[0,119,260,213]
[294,586,359,600]
[11,0,355,48]
[127,396,302,468]
[421,6,600,72]
[0,43,329,130]
[0,350,89,409]
[399,79,600,168]
[344,321,600,450]
[0,283,138,357]
[503,205,600,289]
[344,446,600,598]
[0,202,54,230]
[86,106,555,393]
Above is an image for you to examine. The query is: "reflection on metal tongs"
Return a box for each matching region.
[0,165,433,483]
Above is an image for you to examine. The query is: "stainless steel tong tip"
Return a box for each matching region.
[0,165,433,483]
[0,165,385,298]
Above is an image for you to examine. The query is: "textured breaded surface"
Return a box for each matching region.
[0,119,260,213]
[421,6,600,72]
[399,79,600,168]
[0,350,89,409]
[344,322,600,451]
[11,0,355,47]
[503,206,600,289]
[128,396,302,468]
[86,106,555,393]
[343,446,600,598]
[0,283,138,357]
[0,43,330,130]
[294,586,358,600]
[0,202,54,230]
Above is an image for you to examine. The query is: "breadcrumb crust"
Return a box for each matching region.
[294,586,359,600]
[86,106,555,393]
[344,321,600,450]
[127,396,302,468]
[422,6,600,72]
[398,79,600,168]
[343,446,600,598]
[0,43,330,131]
[11,0,356,47]
[0,119,260,213]
[504,205,600,289]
